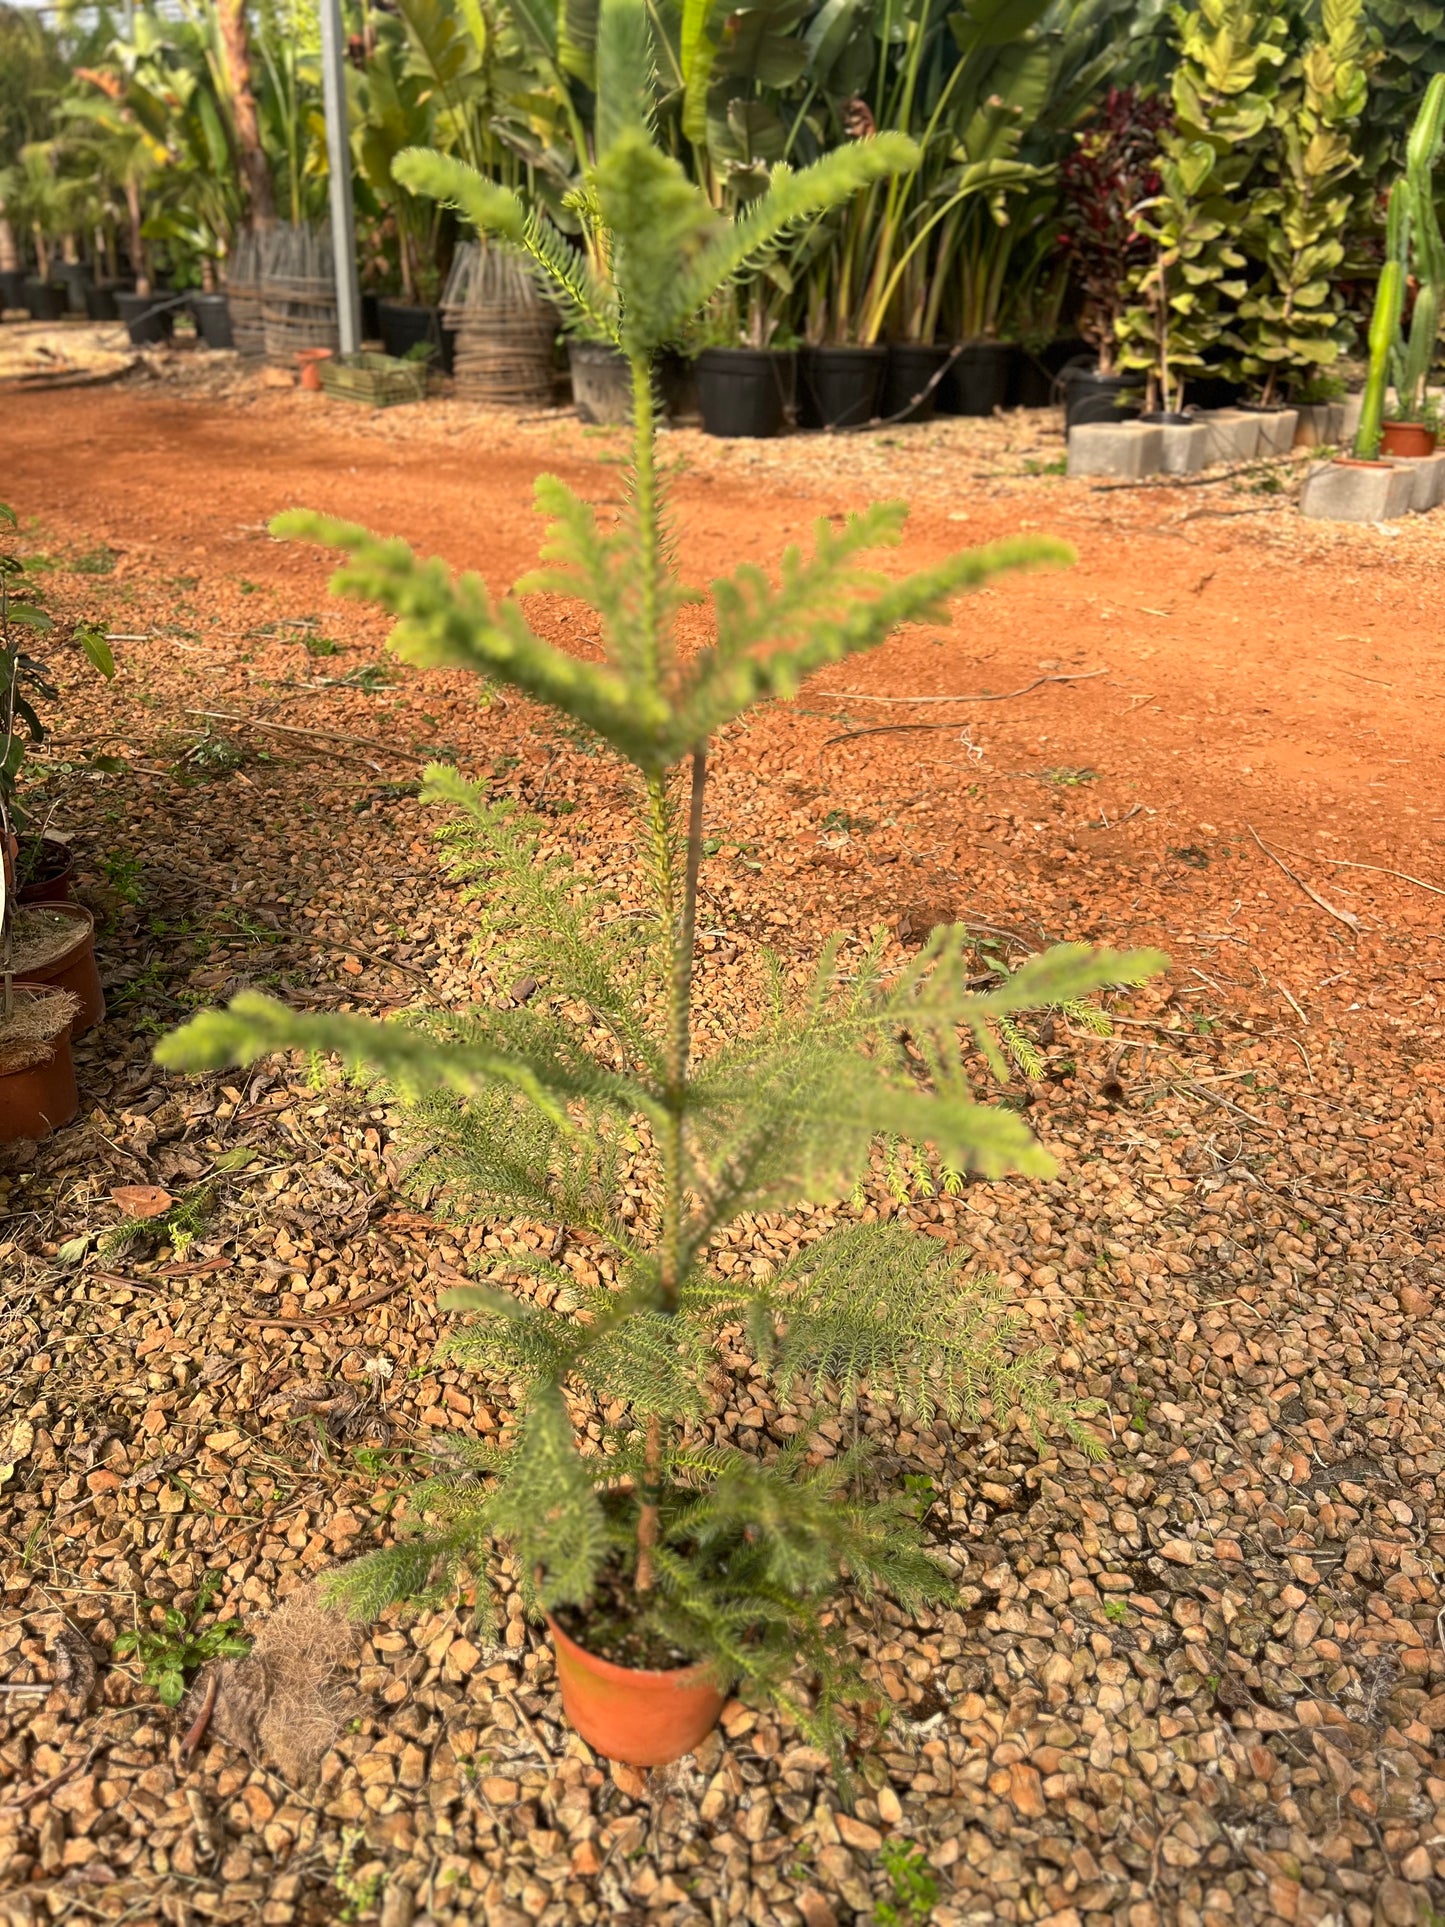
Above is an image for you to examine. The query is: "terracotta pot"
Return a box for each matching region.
[547,1615,725,1766]
[0,984,79,1144]
[16,835,75,905]
[15,903,104,1034]
[1380,421,1437,459]
[297,347,333,391]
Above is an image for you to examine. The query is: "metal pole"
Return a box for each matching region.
[318,0,362,356]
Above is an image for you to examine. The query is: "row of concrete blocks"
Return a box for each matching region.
[1299,451,1445,522]
[1067,407,1304,480]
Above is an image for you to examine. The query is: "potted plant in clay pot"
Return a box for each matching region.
[0,503,115,904]
[1057,86,1171,427]
[158,0,1165,1772]
[0,978,79,1144]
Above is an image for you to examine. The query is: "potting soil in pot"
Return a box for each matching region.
[8,907,83,976]
[551,1561,695,1671]
[0,988,78,1076]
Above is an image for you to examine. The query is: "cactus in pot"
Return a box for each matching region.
[1354,72,1445,459]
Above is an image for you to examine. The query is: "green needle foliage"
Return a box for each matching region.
[157,0,1165,1752]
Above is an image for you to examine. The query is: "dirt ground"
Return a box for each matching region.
[1,354,1444,1927]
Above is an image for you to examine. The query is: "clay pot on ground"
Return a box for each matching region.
[297,347,333,390]
[0,982,79,1144]
[547,1614,725,1766]
[7,903,104,1034]
[15,835,74,905]
[1380,421,1438,459]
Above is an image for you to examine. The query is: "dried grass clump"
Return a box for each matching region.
[6,907,83,976]
[204,1587,359,1785]
[0,985,79,1075]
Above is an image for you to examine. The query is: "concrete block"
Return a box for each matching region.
[1253,407,1299,457]
[1194,409,1261,464]
[1388,451,1445,512]
[1299,458,1415,523]
[1294,402,1348,448]
[1155,422,1208,474]
[1067,422,1164,479]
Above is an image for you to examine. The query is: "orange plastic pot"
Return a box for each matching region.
[1380,421,1438,459]
[297,347,333,391]
[19,903,104,1035]
[0,985,79,1144]
[547,1615,725,1766]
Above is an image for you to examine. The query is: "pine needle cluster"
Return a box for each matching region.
[156,0,1166,1752]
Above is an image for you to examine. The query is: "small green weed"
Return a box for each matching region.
[333,1827,386,1923]
[876,1838,937,1926]
[1102,1598,1130,1624]
[305,635,340,657]
[901,1473,936,1520]
[99,850,143,905]
[113,1570,249,1707]
[180,733,247,777]
[1040,766,1098,787]
[1023,455,1068,476]
[1128,1388,1152,1434]
[71,545,118,575]
[341,662,393,693]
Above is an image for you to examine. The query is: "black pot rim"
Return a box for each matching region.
[1140,411,1193,425]
[802,343,888,361]
[698,345,794,367]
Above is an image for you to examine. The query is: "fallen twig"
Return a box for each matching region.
[829,668,1108,706]
[178,1670,219,1766]
[1277,849,1445,900]
[1247,825,1360,933]
[234,1277,412,1329]
[183,709,443,765]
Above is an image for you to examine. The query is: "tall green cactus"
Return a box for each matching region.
[1354,72,1445,456]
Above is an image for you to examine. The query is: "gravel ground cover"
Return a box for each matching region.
[0,366,1443,1927]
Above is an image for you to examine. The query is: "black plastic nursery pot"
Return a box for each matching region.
[1140,410,1192,426]
[656,349,699,424]
[1008,336,1088,409]
[53,262,92,314]
[115,291,175,346]
[190,292,235,350]
[880,344,951,424]
[696,348,795,439]
[83,283,123,322]
[1060,365,1142,429]
[797,345,887,430]
[361,291,381,341]
[23,279,66,323]
[935,340,1014,418]
[568,340,633,426]
[0,268,25,313]
[377,299,455,375]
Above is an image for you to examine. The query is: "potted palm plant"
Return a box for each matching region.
[157,0,1164,1771]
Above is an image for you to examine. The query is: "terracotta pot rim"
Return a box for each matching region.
[546,1612,719,1690]
[296,347,333,362]
[1333,457,1393,469]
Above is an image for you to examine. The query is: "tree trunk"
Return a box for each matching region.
[216,0,276,230]
[0,210,18,276]
[126,178,149,297]
[33,223,49,281]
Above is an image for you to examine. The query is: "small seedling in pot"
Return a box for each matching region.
[113,1570,249,1707]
